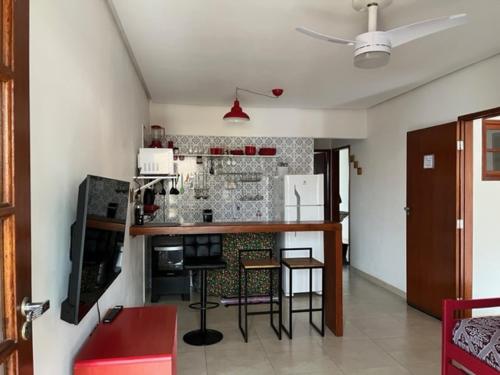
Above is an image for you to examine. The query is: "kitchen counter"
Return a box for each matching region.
[130,220,343,337]
[130,220,339,235]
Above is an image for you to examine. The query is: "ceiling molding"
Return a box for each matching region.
[106,0,151,100]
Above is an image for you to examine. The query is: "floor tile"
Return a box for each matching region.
[205,347,275,375]
[268,348,343,374]
[177,351,208,375]
[321,338,403,372]
[347,366,411,375]
[404,363,441,375]
[163,269,444,374]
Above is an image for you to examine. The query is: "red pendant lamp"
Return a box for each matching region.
[223,99,250,123]
[223,87,284,123]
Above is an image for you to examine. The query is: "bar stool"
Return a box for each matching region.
[238,248,282,342]
[280,247,325,339]
[183,234,227,346]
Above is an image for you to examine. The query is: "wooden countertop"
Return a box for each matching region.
[130,220,341,236]
[129,219,344,338]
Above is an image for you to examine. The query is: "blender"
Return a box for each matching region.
[149,125,165,148]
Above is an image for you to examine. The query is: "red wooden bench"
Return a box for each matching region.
[442,298,500,374]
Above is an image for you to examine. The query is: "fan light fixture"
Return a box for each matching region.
[223,88,284,123]
[296,0,468,69]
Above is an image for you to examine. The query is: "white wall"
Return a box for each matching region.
[150,103,367,139]
[473,118,500,311]
[30,1,149,374]
[350,54,500,292]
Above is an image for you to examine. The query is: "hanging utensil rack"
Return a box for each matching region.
[133,175,178,194]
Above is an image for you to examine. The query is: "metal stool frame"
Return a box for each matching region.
[238,248,282,342]
[280,247,325,339]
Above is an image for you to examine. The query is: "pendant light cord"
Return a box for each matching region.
[236,87,280,99]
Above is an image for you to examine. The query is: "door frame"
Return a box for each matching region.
[457,106,500,306]
[314,145,351,262]
[313,149,333,221]
[0,0,32,373]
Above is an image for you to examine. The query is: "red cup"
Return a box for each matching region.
[245,146,256,155]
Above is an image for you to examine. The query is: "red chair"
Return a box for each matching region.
[442,298,500,374]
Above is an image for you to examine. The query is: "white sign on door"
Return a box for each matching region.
[423,154,435,169]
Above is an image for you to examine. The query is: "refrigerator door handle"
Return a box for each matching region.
[294,185,301,221]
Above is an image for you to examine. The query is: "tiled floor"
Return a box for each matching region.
[166,269,442,374]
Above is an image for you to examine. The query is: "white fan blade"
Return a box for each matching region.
[387,13,468,48]
[296,27,355,46]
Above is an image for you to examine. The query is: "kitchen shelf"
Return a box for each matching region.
[133,175,178,194]
[134,175,178,180]
[219,172,264,175]
[177,154,277,159]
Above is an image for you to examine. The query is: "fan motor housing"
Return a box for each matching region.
[353,31,391,69]
[354,31,391,56]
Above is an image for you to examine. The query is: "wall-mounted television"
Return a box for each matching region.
[61,175,130,325]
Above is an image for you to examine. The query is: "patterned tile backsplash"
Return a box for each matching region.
[150,135,313,223]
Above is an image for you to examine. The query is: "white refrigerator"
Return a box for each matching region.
[274,174,324,295]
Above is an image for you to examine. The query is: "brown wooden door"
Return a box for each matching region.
[0,0,33,374]
[406,122,460,319]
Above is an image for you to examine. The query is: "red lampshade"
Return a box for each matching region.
[223,100,250,123]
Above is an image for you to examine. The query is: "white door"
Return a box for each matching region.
[284,175,324,206]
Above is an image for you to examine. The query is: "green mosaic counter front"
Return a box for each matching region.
[206,233,277,297]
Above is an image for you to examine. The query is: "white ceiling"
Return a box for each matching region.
[110,0,500,109]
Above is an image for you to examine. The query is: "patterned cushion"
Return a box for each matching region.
[452,316,500,371]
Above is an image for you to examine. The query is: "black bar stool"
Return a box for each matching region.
[238,248,282,342]
[280,247,325,339]
[183,234,227,346]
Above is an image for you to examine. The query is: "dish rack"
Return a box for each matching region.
[238,172,262,183]
[239,194,264,202]
[220,172,263,183]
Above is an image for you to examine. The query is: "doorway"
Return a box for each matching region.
[458,107,500,314]
[406,106,500,319]
[314,142,351,265]
[338,147,350,265]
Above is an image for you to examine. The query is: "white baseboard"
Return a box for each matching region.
[350,266,407,300]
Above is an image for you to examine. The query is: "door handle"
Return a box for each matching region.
[404,207,410,216]
[20,297,50,340]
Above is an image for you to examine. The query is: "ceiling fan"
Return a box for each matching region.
[297,0,468,69]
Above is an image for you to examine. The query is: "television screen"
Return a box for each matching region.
[61,175,130,325]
